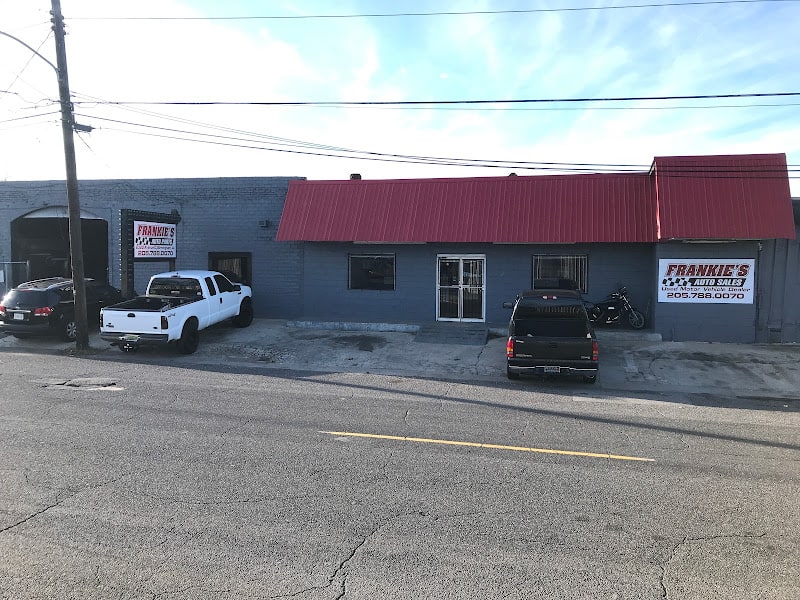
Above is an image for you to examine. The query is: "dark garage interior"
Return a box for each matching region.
[10,215,109,284]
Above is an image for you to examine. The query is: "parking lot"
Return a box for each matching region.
[1,319,798,405]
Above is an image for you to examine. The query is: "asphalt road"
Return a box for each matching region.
[1,348,799,599]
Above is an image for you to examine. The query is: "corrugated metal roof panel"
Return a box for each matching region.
[653,153,795,240]
[276,173,657,243]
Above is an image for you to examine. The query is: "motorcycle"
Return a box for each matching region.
[583,286,646,329]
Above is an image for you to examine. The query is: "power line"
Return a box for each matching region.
[4,31,52,91]
[0,110,60,126]
[72,91,800,108]
[289,102,800,112]
[70,91,800,171]
[84,115,799,179]
[66,0,800,21]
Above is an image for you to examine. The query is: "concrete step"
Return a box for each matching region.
[415,322,488,345]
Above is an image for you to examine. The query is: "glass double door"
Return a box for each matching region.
[437,256,485,321]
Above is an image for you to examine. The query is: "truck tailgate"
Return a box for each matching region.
[510,335,594,361]
[100,307,164,335]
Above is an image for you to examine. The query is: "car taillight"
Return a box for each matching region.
[33,307,53,316]
[591,340,599,362]
[0,305,5,316]
[506,337,514,358]
[161,316,168,330]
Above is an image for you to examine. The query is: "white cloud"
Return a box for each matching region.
[0,0,797,195]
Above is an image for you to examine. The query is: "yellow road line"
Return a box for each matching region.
[322,431,655,463]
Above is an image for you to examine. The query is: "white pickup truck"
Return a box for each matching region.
[100,270,253,354]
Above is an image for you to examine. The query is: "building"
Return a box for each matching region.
[1,153,797,343]
[0,177,303,320]
[275,153,797,343]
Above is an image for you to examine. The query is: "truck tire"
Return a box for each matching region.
[176,319,199,354]
[232,298,253,328]
[506,366,520,380]
[583,374,597,384]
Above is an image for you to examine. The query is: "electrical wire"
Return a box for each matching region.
[87,117,798,179]
[4,30,53,91]
[0,110,61,126]
[71,90,800,176]
[65,0,800,21]
[73,91,800,108]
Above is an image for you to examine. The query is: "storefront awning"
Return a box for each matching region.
[276,154,795,243]
[652,153,795,240]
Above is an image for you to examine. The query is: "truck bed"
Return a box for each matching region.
[102,295,200,312]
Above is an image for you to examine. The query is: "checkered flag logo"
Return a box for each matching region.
[662,277,689,287]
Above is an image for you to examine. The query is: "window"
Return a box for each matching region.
[532,255,588,292]
[204,277,217,296]
[349,255,395,290]
[213,274,235,293]
[208,252,251,285]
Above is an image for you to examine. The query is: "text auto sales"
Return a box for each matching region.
[658,260,754,303]
[134,221,176,259]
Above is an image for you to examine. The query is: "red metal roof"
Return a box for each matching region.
[276,154,795,243]
[652,154,795,240]
[277,173,657,243]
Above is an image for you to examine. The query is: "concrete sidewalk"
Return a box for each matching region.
[1,318,799,402]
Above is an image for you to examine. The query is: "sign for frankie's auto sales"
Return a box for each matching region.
[658,258,755,304]
[134,220,176,258]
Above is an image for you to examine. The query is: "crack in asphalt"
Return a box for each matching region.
[0,493,73,534]
[209,417,254,456]
[659,531,769,598]
[0,472,131,534]
[270,512,425,599]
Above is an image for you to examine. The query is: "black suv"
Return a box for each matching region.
[0,278,123,342]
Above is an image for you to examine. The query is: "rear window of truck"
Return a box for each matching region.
[149,278,203,297]
[515,303,584,318]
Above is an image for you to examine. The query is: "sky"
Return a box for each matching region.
[1,0,798,195]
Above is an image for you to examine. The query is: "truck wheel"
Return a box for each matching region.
[506,366,520,380]
[177,319,199,354]
[628,310,645,329]
[233,298,253,328]
[60,316,78,342]
[583,374,597,384]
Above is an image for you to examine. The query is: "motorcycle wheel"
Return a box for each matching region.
[628,310,646,329]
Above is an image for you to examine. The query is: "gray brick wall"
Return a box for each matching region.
[653,241,759,343]
[299,243,654,327]
[0,177,304,319]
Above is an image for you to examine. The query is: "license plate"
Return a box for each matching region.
[13,313,24,321]
[120,334,140,342]
[543,366,560,373]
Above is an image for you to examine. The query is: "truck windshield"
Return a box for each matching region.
[149,278,203,297]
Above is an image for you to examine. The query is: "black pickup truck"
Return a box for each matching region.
[503,289,599,383]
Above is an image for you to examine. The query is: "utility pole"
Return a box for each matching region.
[51,0,89,351]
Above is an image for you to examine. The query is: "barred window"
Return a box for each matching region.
[532,255,588,292]
[349,255,395,291]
